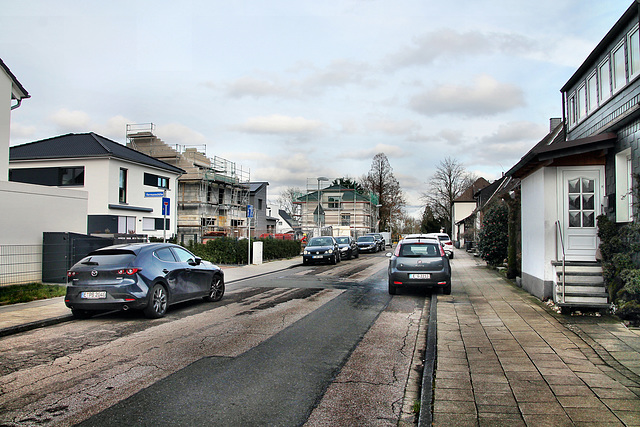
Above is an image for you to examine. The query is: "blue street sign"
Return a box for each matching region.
[162,197,170,215]
[247,204,254,218]
[145,191,164,197]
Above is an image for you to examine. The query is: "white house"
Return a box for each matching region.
[506,2,640,310]
[9,133,184,241]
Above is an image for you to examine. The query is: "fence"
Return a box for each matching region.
[0,233,147,287]
[0,244,43,286]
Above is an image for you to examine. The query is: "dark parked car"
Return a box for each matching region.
[65,243,224,319]
[357,235,378,253]
[366,233,385,251]
[387,237,451,295]
[335,236,359,260]
[303,236,341,265]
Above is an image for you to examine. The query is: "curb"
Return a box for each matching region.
[418,294,437,427]
[0,262,303,338]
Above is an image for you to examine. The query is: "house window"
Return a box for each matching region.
[341,213,351,226]
[328,196,341,209]
[258,199,263,210]
[629,26,640,80]
[118,216,135,234]
[568,94,577,127]
[119,168,128,204]
[9,166,85,186]
[577,84,587,121]
[599,58,612,103]
[143,217,170,231]
[616,148,633,222]
[613,42,626,92]
[587,72,598,113]
[144,173,169,189]
[568,178,595,228]
[231,219,244,227]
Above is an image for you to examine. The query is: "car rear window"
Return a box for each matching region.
[398,243,440,257]
[335,237,349,244]
[80,252,137,266]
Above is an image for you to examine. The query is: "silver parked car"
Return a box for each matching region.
[387,237,451,295]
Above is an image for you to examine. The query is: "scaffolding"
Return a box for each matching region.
[126,124,250,244]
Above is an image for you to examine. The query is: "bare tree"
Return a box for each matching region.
[361,153,406,232]
[277,186,303,217]
[422,157,475,235]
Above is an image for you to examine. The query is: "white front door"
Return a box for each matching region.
[558,167,604,261]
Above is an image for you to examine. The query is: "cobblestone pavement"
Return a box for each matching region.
[434,250,640,426]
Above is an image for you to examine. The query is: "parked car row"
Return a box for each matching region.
[303,233,391,265]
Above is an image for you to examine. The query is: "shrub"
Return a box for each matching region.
[477,202,509,267]
[597,214,640,325]
[186,237,301,265]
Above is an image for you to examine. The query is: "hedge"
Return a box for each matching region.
[186,237,301,265]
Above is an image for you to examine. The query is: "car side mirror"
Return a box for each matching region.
[189,257,202,266]
[386,252,392,257]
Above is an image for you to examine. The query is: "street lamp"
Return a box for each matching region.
[317,176,328,236]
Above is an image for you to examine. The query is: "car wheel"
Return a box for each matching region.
[449,252,454,259]
[443,283,451,295]
[204,275,225,302]
[388,280,397,295]
[331,255,337,265]
[71,309,93,319]
[144,283,168,318]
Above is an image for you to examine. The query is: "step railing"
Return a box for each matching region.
[555,221,566,304]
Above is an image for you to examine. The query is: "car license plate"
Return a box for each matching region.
[81,291,106,299]
[409,274,431,279]
[313,255,323,259]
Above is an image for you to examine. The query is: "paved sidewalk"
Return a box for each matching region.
[0,257,301,336]
[435,250,640,426]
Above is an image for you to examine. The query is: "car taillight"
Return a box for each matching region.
[394,244,401,256]
[439,245,445,257]
[67,271,77,277]
[117,268,141,276]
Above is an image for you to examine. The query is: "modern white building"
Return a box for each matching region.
[9,133,184,240]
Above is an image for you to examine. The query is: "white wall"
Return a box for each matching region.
[520,167,558,299]
[0,180,88,245]
[453,201,476,241]
[0,67,11,181]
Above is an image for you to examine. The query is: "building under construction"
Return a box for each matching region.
[126,124,250,244]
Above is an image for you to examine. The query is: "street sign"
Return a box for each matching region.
[145,191,164,197]
[247,204,254,218]
[162,197,170,215]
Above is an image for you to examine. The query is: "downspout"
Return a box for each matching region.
[10,98,22,110]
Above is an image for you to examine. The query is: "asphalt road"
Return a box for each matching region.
[0,252,428,426]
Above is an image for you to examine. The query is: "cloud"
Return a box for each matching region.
[368,118,420,136]
[9,122,37,141]
[343,143,406,159]
[156,123,208,145]
[409,74,525,117]
[386,29,538,69]
[234,114,327,136]
[49,108,92,132]
[225,77,293,99]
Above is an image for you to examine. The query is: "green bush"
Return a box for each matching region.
[597,214,640,324]
[186,237,301,265]
[477,202,509,267]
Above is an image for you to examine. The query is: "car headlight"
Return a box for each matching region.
[327,249,333,254]
[304,250,309,254]
[340,247,348,251]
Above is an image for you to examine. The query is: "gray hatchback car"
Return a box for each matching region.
[387,237,451,295]
[65,243,224,319]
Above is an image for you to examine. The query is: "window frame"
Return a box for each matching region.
[612,40,627,93]
[628,24,640,81]
[119,168,128,204]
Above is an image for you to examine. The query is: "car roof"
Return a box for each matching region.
[399,237,439,244]
[90,242,179,255]
[403,234,434,239]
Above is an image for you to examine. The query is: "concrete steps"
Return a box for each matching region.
[552,261,609,309]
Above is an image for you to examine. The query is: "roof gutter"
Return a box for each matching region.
[10,98,22,110]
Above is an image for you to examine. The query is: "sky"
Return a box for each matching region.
[1,0,633,217]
